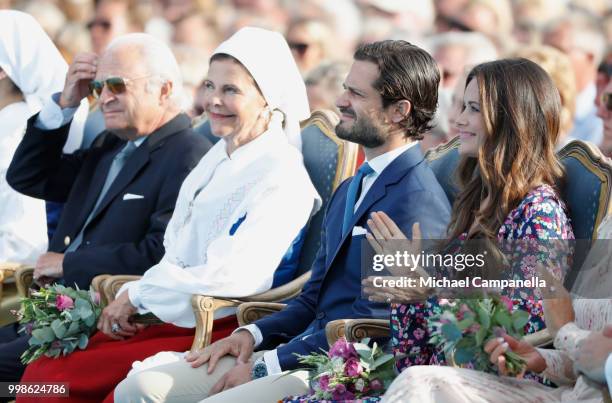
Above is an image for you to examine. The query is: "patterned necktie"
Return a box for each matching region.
[342,162,374,236]
[66,141,137,252]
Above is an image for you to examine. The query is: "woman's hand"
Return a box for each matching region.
[484,334,546,377]
[366,212,422,277]
[363,212,431,303]
[97,291,139,340]
[362,275,431,303]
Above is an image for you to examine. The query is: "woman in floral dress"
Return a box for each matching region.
[365,59,577,400]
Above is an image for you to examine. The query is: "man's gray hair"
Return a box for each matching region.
[545,11,606,66]
[426,32,499,66]
[106,33,185,107]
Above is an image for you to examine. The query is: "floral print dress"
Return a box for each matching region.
[392,184,574,373]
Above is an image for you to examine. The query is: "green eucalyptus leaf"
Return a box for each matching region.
[475,323,488,346]
[78,334,89,350]
[51,319,66,338]
[454,347,476,364]
[441,322,462,342]
[493,309,512,330]
[512,310,530,334]
[32,327,55,343]
[83,314,96,327]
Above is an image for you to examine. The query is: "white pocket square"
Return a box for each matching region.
[352,226,368,236]
[123,193,144,200]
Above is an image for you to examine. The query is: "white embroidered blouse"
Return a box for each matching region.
[119,120,321,327]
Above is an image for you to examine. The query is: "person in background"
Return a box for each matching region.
[515,45,577,149]
[544,11,606,146]
[286,17,333,76]
[596,47,612,156]
[304,61,349,114]
[0,10,87,263]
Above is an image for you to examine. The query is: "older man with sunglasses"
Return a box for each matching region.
[3,33,211,383]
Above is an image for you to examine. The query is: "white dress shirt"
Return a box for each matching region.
[239,140,418,375]
[118,118,321,328]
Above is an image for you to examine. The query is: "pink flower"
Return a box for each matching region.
[328,338,358,360]
[318,374,330,392]
[500,296,514,312]
[344,358,363,377]
[370,379,383,391]
[332,384,355,401]
[55,295,74,311]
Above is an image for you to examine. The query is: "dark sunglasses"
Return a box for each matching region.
[602,92,612,112]
[437,15,473,32]
[89,76,151,98]
[87,19,112,30]
[288,42,310,56]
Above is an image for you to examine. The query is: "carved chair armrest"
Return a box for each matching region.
[190,295,248,351]
[91,274,111,306]
[0,262,23,301]
[325,319,390,345]
[524,329,552,348]
[325,320,347,346]
[15,266,34,297]
[240,272,311,303]
[236,302,287,326]
[102,275,142,303]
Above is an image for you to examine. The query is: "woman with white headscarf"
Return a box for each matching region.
[19,27,320,403]
[0,10,88,263]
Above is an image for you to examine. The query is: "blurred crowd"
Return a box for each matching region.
[3,0,612,153]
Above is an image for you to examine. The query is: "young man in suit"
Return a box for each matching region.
[115,39,452,402]
[2,33,211,382]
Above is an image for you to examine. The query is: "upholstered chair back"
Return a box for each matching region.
[299,110,358,273]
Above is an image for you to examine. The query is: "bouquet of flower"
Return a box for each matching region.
[428,295,528,376]
[14,284,102,364]
[282,337,395,402]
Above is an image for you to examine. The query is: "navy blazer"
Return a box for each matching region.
[254,145,452,370]
[7,113,212,288]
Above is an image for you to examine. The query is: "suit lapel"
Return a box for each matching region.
[88,145,150,222]
[325,145,425,271]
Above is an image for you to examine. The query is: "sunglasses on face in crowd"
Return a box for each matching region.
[602,92,612,112]
[88,76,152,98]
[87,19,112,30]
[288,42,310,56]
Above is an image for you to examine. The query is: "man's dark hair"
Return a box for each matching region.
[354,40,440,140]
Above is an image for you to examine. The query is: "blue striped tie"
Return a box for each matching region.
[342,162,374,236]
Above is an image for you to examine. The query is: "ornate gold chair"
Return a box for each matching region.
[235,139,612,350]
[94,109,359,350]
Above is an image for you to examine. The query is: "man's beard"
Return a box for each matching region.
[335,109,387,148]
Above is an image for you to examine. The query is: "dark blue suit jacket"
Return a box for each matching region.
[7,113,212,288]
[254,145,452,370]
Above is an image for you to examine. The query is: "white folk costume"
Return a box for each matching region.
[119,27,321,328]
[0,11,88,263]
